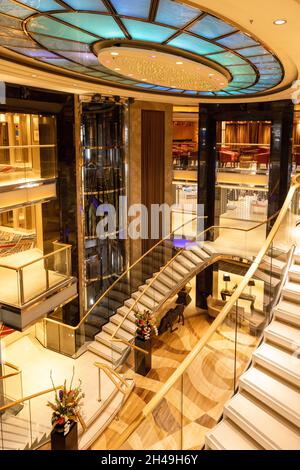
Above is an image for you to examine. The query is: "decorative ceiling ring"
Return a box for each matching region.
[0,0,285,98]
[93,39,233,90]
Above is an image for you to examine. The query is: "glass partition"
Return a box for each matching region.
[0,113,57,189]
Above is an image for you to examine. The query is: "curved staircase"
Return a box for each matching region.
[205,249,300,450]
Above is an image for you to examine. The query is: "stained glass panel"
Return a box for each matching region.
[53,13,125,39]
[156,0,200,28]
[0,14,22,29]
[189,15,236,39]
[110,0,151,19]
[65,0,108,11]
[31,34,91,52]
[236,46,269,57]
[206,52,247,66]
[18,0,66,11]
[217,32,258,49]
[168,34,223,55]
[28,16,98,43]
[0,0,34,18]
[228,65,256,75]
[122,19,174,42]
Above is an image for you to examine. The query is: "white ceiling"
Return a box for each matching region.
[0,0,299,105]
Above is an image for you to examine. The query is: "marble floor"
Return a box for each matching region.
[91,291,258,451]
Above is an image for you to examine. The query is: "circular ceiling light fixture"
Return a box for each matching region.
[273,19,287,25]
[98,46,229,92]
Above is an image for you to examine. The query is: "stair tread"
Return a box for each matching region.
[275,300,300,326]
[283,281,300,294]
[139,285,165,301]
[253,342,300,385]
[170,260,189,275]
[176,254,196,270]
[144,279,171,295]
[110,314,137,334]
[95,331,129,353]
[240,366,300,425]
[103,322,134,341]
[190,244,211,258]
[164,266,184,281]
[182,250,203,266]
[124,298,150,314]
[265,320,300,349]
[225,393,300,450]
[87,341,122,361]
[206,419,262,450]
[117,305,136,322]
[154,272,177,287]
[132,291,159,308]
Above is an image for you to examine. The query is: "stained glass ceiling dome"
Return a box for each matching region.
[0,0,284,98]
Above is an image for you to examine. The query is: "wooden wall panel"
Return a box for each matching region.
[141,110,165,253]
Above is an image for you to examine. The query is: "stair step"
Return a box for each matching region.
[87,341,122,365]
[139,285,165,302]
[164,266,184,282]
[170,260,189,277]
[151,272,177,289]
[176,254,196,271]
[182,249,204,266]
[205,419,262,450]
[255,269,280,288]
[253,342,300,387]
[95,331,129,354]
[110,314,137,334]
[145,278,171,296]
[124,298,150,314]
[275,299,300,327]
[224,393,300,450]
[102,322,134,342]
[261,256,286,275]
[117,305,136,322]
[282,281,300,302]
[289,264,300,282]
[240,366,300,427]
[132,291,159,310]
[189,244,211,259]
[264,320,300,351]
[202,243,218,256]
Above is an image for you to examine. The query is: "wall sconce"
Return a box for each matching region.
[223,274,231,291]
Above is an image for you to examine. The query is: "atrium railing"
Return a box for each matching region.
[104,174,300,450]
[40,211,278,358]
[0,361,23,410]
[0,386,63,450]
[0,242,72,307]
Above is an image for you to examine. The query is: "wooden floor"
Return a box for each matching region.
[91,301,258,451]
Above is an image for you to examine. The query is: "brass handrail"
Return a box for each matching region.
[0,361,21,381]
[94,363,129,393]
[110,174,300,449]
[43,212,277,335]
[110,211,279,341]
[0,386,63,414]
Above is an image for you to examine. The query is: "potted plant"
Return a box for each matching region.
[48,370,85,450]
[134,310,158,376]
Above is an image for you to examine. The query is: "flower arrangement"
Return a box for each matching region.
[135,310,158,341]
[47,369,85,432]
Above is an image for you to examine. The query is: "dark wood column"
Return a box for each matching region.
[141,109,165,253]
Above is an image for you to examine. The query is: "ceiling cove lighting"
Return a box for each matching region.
[0,0,284,98]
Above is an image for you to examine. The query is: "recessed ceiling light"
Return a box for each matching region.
[142,78,147,81]
[176,61,183,65]
[209,73,214,77]
[32,74,37,78]
[111,52,119,56]
[151,55,156,58]
[273,19,287,25]
[114,67,121,71]
[128,74,133,77]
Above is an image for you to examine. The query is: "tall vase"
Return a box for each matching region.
[134,337,152,376]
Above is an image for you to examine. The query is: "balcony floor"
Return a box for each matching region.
[0,249,65,307]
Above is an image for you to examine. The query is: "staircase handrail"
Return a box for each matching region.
[108,173,300,449]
